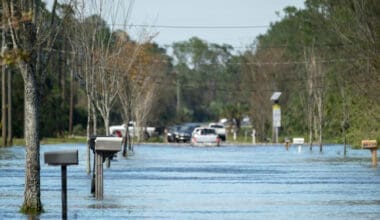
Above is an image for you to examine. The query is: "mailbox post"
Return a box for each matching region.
[362,140,378,167]
[44,150,78,220]
[91,136,122,200]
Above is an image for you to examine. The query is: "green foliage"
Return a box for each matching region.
[2,0,378,146]
[249,0,380,144]
[72,124,85,136]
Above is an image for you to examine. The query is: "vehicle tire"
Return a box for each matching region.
[218,135,226,142]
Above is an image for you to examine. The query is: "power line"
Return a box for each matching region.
[112,24,270,29]
[40,47,372,67]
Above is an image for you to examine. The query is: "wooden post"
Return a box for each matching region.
[93,137,122,199]
[95,152,104,200]
[362,140,377,167]
[371,149,377,167]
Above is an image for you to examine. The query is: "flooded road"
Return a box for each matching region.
[1,143,379,219]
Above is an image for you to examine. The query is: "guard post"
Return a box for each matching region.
[362,140,378,167]
[44,150,78,220]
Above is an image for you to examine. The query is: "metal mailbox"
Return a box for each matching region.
[95,137,123,152]
[44,149,78,219]
[44,150,78,166]
[361,140,377,149]
[92,136,123,200]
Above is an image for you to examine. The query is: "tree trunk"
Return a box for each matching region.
[318,98,323,152]
[104,115,110,136]
[308,111,313,151]
[92,102,97,136]
[7,69,12,145]
[1,63,6,147]
[69,66,74,135]
[86,96,92,174]
[21,68,42,213]
[1,27,7,146]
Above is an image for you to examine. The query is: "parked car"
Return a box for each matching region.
[167,126,181,142]
[191,127,221,146]
[175,126,192,143]
[109,122,156,139]
[209,123,226,141]
[175,123,201,143]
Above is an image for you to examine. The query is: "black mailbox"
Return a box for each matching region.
[44,150,78,166]
[44,149,78,219]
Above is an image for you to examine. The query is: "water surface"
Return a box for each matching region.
[0,144,379,219]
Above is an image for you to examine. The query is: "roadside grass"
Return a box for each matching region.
[1,134,362,147]
[0,136,87,147]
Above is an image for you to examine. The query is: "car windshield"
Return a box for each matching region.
[210,125,223,128]
[179,127,191,133]
[169,126,180,132]
[201,129,216,135]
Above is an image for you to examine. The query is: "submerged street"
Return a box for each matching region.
[0,143,379,219]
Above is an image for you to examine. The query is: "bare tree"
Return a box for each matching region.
[131,72,157,141]
[71,0,136,170]
[116,40,144,153]
[74,14,97,173]
[115,34,156,153]
[305,48,326,152]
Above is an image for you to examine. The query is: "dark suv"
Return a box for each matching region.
[176,123,201,143]
[167,126,181,142]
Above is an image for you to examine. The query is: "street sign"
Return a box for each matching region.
[270,92,282,101]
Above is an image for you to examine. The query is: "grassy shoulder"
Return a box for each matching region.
[1,133,369,148]
[0,136,87,147]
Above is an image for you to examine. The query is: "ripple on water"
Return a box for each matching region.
[0,144,379,219]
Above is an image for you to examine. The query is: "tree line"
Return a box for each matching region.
[167,0,379,150]
[0,0,379,214]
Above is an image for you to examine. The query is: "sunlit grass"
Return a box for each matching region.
[0,136,87,147]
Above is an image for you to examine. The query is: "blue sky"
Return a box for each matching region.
[126,0,305,49]
[47,0,305,51]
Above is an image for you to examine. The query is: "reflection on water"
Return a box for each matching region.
[0,144,379,219]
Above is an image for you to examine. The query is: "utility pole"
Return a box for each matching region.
[174,71,180,114]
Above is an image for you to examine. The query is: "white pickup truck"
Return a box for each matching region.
[208,123,226,141]
[191,127,220,146]
[109,122,156,139]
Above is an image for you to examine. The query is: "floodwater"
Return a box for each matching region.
[0,143,379,219]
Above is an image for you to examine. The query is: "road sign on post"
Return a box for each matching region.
[272,104,281,127]
[270,92,282,143]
